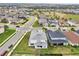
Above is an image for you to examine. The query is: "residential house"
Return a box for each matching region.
[0,25,4,34]
[29,28,47,49]
[47,30,68,46]
[64,31,79,46]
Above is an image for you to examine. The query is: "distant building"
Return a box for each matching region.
[0,25,4,34]
[67,20,79,27]
[29,28,47,49]
[8,17,24,24]
[38,18,48,27]
[47,30,68,46]
[38,14,48,26]
[48,19,59,28]
[67,20,76,26]
[60,27,71,31]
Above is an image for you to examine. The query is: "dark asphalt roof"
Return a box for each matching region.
[47,30,66,38]
[76,30,79,34]
[46,30,68,44]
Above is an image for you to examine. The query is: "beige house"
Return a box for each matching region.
[0,25,4,34]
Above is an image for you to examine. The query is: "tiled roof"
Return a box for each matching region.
[76,30,79,34]
[64,31,79,44]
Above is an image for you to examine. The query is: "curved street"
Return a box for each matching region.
[0,16,36,56]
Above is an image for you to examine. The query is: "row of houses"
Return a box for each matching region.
[48,29,79,46]
[28,28,79,49]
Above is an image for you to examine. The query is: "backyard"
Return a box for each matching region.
[11,31,79,56]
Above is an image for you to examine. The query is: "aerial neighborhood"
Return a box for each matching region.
[0,3,79,56]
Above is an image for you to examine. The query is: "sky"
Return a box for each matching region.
[0,0,79,4]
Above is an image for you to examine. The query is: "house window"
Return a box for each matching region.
[31,43,34,45]
[37,46,42,48]
[58,43,63,45]
[53,43,57,45]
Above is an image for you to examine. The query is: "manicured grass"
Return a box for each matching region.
[67,14,79,20]
[12,32,38,56]
[0,28,15,44]
[32,20,40,27]
[54,12,79,20]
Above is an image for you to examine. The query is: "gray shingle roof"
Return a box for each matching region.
[76,30,79,34]
[47,30,66,38]
[46,30,68,44]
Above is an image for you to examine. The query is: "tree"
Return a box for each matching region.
[4,25,9,30]
[69,18,72,20]
[1,18,9,23]
[71,28,75,31]
[64,18,68,22]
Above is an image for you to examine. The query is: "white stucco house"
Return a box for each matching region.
[38,18,48,27]
[29,28,48,49]
[0,25,4,34]
[67,20,76,26]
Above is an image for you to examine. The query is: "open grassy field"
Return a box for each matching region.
[0,28,15,44]
[66,14,79,20]
[53,12,79,21]
[11,31,79,56]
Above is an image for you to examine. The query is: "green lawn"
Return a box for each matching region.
[0,28,15,44]
[11,31,79,56]
[66,14,79,20]
[12,32,37,56]
[32,20,40,27]
[54,12,79,20]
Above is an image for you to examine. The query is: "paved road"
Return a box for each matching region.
[0,16,36,56]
